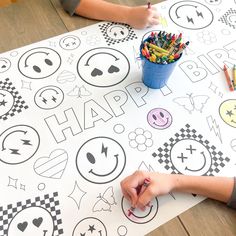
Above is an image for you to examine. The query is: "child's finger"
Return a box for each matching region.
[136,187,154,209]
[149,18,159,26]
[122,188,139,207]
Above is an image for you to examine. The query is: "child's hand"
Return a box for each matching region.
[126,5,159,29]
[120,171,176,210]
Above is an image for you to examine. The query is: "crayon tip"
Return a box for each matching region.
[223,64,227,71]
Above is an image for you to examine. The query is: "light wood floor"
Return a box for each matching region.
[0,0,236,235]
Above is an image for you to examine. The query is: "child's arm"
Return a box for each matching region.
[62,0,159,29]
[120,171,235,210]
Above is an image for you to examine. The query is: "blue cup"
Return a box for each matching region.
[140,48,181,89]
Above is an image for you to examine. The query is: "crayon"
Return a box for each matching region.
[147,1,151,9]
[175,41,189,56]
[147,42,169,54]
[127,178,151,217]
[223,64,234,92]
[233,64,236,90]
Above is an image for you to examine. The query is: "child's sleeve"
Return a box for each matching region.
[227,177,236,209]
[60,0,81,16]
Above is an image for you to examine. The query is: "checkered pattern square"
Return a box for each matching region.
[218,8,236,29]
[0,192,63,236]
[98,22,138,46]
[0,78,28,121]
[152,124,230,176]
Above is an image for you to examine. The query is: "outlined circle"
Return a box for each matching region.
[0,57,11,73]
[169,1,214,30]
[117,225,127,236]
[59,35,81,50]
[8,206,54,236]
[34,85,64,110]
[77,47,130,87]
[72,217,107,236]
[221,28,231,35]
[76,136,126,184]
[81,31,87,36]
[0,89,15,117]
[10,51,18,57]
[170,139,212,175]
[113,124,125,134]
[121,196,158,224]
[38,183,46,191]
[18,47,61,79]
[219,99,236,128]
[147,108,172,129]
[0,125,40,165]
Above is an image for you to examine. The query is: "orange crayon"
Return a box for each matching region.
[223,65,234,92]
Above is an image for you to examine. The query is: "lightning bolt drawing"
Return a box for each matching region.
[9,149,20,155]
[101,143,108,157]
[52,96,57,102]
[42,98,47,104]
[196,10,203,18]
[187,16,194,24]
[206,115,222,143]
[21,139,32,145]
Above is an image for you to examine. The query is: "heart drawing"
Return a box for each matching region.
[34,149,68,179]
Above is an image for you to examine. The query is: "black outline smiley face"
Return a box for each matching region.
[76,136,126,184]
[18,47,61,79]
[121,196,158,224]
[8,206,54,236]
[170,139,212,175]
[0,57,11,73]
[77,47,130,87]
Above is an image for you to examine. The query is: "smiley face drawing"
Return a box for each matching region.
[169,1,214,30]
[77,47,130,87]
[170,139,212,175]
[76,136,126,184]
[226,13,236,28]
[0,57,11,73]
[147,108,172,129]
[106,24,129,40]
[59,35,81,50]
[8,206,54,236]
[0,89,14,117]
[219,99,236,128]
[34,85,64,110]
[72,217,107,236]
[204,0,221,5]
[18,47,61,79]
[0,125,40,165]
[121,196,158,224]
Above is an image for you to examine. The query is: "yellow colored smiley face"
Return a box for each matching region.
[219,99,236,128]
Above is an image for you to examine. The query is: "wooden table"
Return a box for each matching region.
[0,0,235,235]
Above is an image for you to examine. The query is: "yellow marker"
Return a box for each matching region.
[147,42,169,54]
[234,64,236,90]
